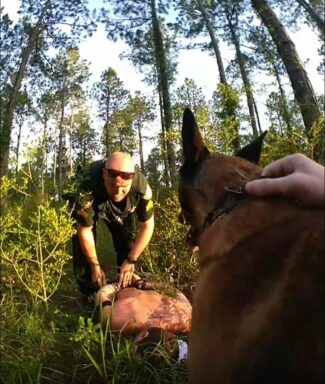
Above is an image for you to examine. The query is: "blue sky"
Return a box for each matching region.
[3,0,322,97]
[2,0,324,162]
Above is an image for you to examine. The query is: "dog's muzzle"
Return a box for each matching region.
[186,229,199,252]
[179,211,200,252]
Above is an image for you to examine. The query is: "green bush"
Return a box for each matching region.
[1,176,75,306]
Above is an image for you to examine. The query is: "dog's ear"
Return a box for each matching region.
[236,131,267,164]
[182,108,209,163]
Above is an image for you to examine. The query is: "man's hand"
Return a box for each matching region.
[117,208,154,289]
[77,224,106,288]
[119,260,135,288]
[91,264,106,289]
[245,154,325,208]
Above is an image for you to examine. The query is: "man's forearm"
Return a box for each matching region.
[128,215,154,261]
[77,224,99,267]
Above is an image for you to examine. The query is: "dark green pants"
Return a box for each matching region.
[72,214,136,297]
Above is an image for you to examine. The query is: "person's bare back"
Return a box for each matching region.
[97,285,192,336]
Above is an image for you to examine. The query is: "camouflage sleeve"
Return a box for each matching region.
[136,184,154,222]
[73,192,95,227]
[72,161,101,227]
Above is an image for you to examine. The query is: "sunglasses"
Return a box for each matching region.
[104,168,134,180]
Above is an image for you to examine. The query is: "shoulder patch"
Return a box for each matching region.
[83,200,92,209]
[76,192,94,209]
[146,199,154,212]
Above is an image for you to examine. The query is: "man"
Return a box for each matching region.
[72,152,154,302]
[94,278,191,338]
[94,277,191,363]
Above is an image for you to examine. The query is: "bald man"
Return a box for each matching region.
[72,152,154,305]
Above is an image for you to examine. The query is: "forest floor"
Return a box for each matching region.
[0,259,189,384]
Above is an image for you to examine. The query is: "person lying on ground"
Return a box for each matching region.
[132,326,189,364]
[94,274,192,336]
[245,153,324,207]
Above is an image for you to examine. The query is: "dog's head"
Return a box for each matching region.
[179,108,267,248]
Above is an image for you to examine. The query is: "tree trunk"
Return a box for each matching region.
[82,140,86,169]
[296,0,324,36]
[158,84,170,187]
[15,120,23,176]
[0,0,51,177]
[252,95,263,135]
[105,95,110,157]
[195,1,240,150]
[273,62,292,132]
[226,13,259,137]
[151,0,176,185]
[40,118,48,195]
[68,111,74,179]
[251,0,322,160]
[137,120,145,171]
[196,0,227,85]
[57,100,65,199]
[53,126,57,189]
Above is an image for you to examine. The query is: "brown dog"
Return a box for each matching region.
[179,109,324,384]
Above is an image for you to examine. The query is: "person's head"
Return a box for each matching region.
[94,282,120,307]
[133,327,179,363]
[102,152,135,202]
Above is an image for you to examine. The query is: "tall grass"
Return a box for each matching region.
[0,181,192,383]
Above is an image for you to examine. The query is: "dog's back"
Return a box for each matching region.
[189,200,324,384]
[179,108,324,384]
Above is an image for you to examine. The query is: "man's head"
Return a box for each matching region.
[94,282,121,307]
[103,152,135,202]
[133,327,179,363]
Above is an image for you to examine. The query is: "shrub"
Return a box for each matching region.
[1,176,75,307]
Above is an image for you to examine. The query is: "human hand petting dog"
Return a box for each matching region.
[245,153,324,208]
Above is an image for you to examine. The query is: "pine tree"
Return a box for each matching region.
[101,0,177,185]
[92,68,129,157]
[47,47,90,196]
[251,0,323,160]
[0,0,96,177]
[128,92,155,170]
